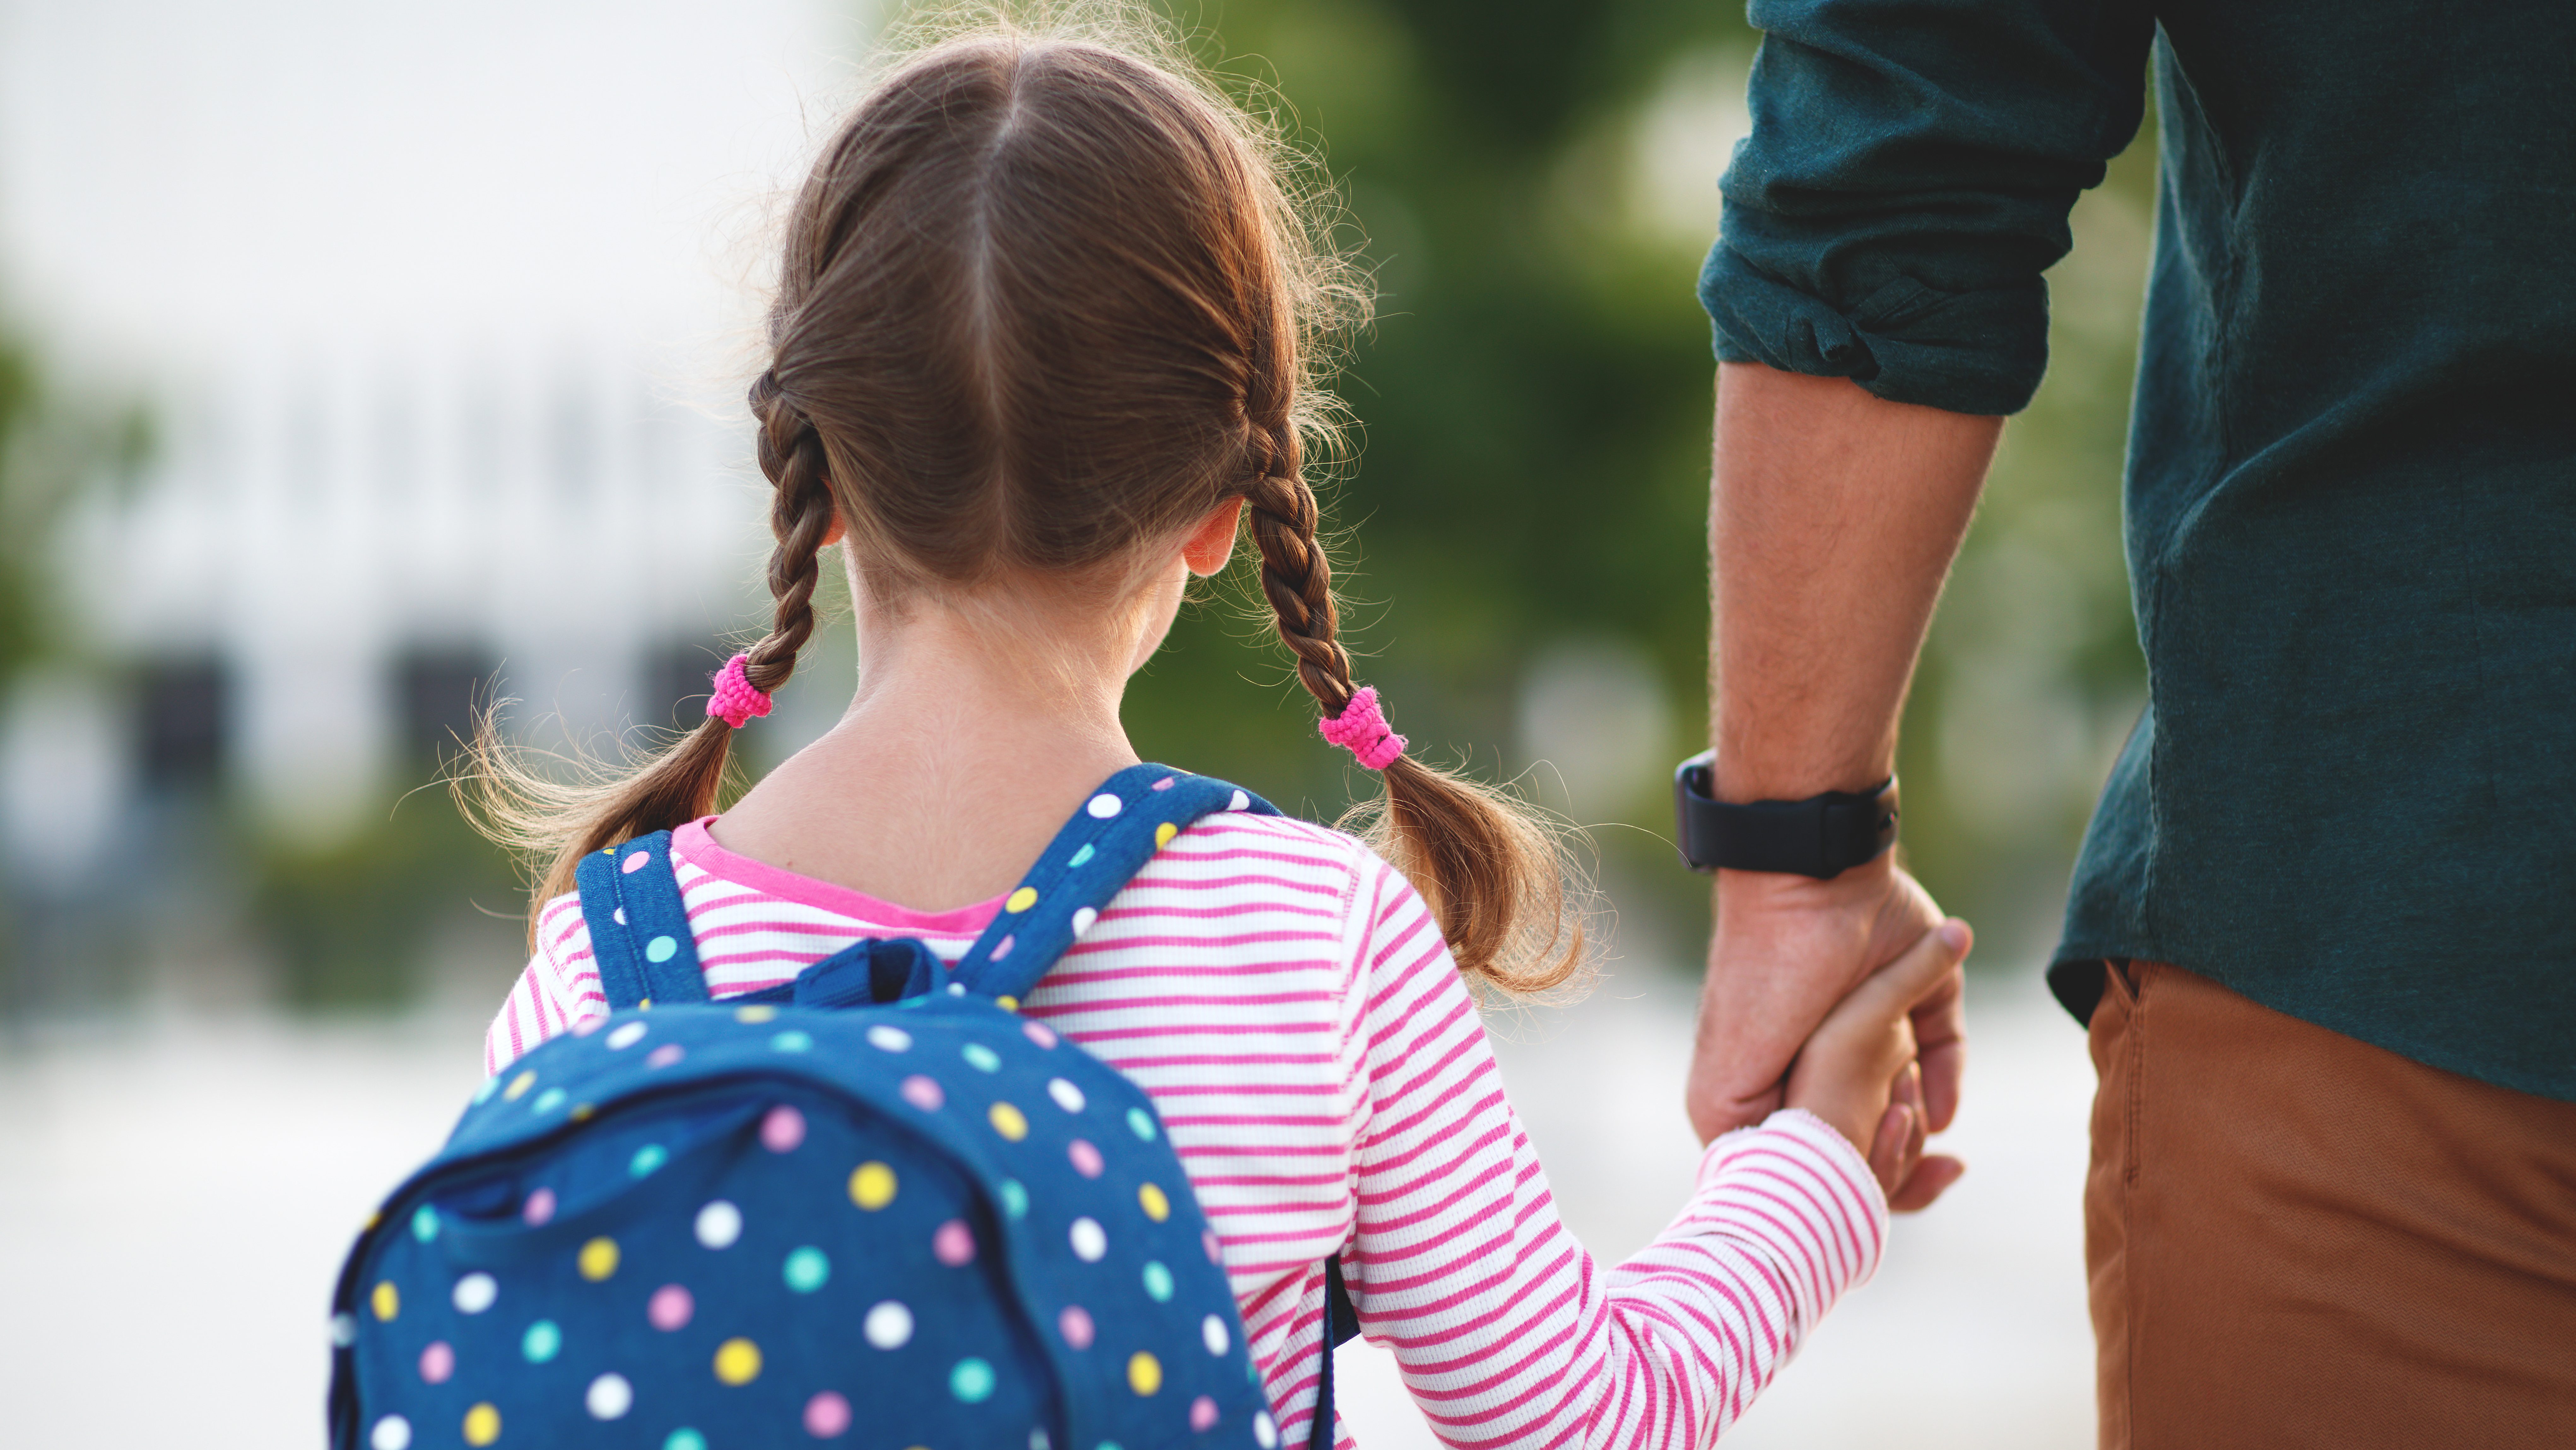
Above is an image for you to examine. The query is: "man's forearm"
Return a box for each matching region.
[1709,363,1999,800]
[1686,362,1995,1157]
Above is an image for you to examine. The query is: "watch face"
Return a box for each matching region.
[1674,752,1722,872]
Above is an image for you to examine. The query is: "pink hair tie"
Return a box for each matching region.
[706,653,773,729]
[1319,686,1406,771]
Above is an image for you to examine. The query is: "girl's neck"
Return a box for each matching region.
[706,580,1160,913]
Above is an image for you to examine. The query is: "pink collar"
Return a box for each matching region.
[673,817,1006,934]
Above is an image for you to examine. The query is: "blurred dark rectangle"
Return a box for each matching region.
[396,645,497,761]
[137,654,227,788]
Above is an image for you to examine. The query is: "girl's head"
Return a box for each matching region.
[478,11,1582,993]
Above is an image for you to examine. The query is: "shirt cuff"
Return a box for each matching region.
[1700,240,2049,417]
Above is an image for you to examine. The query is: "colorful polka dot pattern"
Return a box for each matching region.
[334,766,1280,1448]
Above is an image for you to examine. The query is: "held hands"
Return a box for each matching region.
[1687,856,1969,1211]
[1783,915,1971,1207]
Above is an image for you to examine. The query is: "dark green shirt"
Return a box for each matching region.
[1701,0,2576,1099]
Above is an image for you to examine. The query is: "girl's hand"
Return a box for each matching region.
[1785,918,1971,1211]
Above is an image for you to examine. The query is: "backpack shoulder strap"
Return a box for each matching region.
[948,764,1278,1004]
[572,830,711,1011]
[1312,1253,1359,1450]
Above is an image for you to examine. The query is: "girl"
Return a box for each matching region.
[475,12,1962,1447]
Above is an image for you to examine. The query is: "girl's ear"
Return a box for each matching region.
[1181,498,1244,577]
[822,510,847,548]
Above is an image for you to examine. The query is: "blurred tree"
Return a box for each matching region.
[1130,1,1764,801]
[0,312,150,678]
[0,329,36,670]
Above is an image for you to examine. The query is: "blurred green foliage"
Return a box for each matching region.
[1132,1,1771,807]
[251,788,522,1009]
[0,312,152,678]
[1120,1,2155,963]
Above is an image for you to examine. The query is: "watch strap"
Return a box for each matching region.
[1674,752,1898,878]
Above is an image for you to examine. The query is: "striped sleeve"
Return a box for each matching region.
[1343,860,1887,1450]
[481,893,608,1076]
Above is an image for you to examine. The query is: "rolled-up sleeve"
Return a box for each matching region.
[1702,0,2156,415]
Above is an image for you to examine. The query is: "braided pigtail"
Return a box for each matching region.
[1242,432,1353,717]
[1242,426,1585,995]
[742,370,837,700]
[461,372,840,935]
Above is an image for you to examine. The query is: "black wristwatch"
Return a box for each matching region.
[1673,750,1898,878]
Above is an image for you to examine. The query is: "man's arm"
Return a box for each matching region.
[1687,0,2154,1195]
[1686,363,1996,1207]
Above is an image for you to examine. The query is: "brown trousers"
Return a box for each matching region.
[2087,960,2576,1448]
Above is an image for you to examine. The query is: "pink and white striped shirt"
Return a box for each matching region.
[486,812,1886,1449]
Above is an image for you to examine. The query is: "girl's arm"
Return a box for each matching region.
[1345,862,1890,1450]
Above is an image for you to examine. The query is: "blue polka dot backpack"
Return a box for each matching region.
[328,766,1358,1450]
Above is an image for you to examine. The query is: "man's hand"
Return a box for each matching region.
[1686,855,1969,1210]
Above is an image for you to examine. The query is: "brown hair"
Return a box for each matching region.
[467,9,1582,993]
